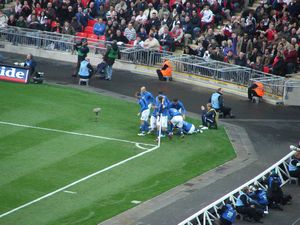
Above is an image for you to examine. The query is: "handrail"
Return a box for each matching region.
[178,150,297,225]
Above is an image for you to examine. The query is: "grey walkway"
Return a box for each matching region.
[1,51,300,225]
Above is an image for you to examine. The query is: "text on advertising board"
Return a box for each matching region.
[0,65,29,84]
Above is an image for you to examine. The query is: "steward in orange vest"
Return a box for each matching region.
[248,82,265,100]
[156,59,173,81]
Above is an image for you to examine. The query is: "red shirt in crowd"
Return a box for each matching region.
[284,50,298,63]
[266,29,276,42]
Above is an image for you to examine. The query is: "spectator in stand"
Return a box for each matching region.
[35,3,43,17]
[191,10,200,38]
[21,1,32,19]
[93,17,106,36]
[112,29,129,44]
[138,27,148,41]
[7,15,16,26]
[115,0,127,13]
[210,47,224,61]
[159,26,174,51]
[87,2,98,19]
[62,21,75,35]
[284,44,298,74]
[224,50,235,64]
[158,3,170,20]
[45,2,56,21]
[16,15,26,28]
[143,33,160,50]
[71,16,82,32]
[161,12,173,30]
[172,0,184,15]
[76,7,88,28]
[65,6,75,23]
[51,21,61,33]
[98,5,106,20]
[144,3,158,19]
[171,21,183,45]
[272,52,287,77]
[28,15,41,30]
[200,5,214,28]
[235,52,247,67]
[14,0,22,16]
[147,11,160,32]
[182,15,193,46]
[124,23,136,42]
[262,48,272,67]
[136,10,147,24]
[264,23,277,43]
[136,0,148,13]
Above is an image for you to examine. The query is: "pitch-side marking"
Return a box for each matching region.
[0,145,159,218]
[0,121,156,147]
[63,190,77,194]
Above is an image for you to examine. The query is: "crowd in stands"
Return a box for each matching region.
[0,0,300,76]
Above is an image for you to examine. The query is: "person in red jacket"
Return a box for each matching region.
[283,45,298,74]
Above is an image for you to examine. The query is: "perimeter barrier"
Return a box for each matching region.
[0,25,297,99]
[178,149,298,225]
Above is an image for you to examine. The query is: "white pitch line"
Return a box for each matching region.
[0,121,156,147]
[0,145,159,219]
[63,190,77,194]
[292,217,300,225]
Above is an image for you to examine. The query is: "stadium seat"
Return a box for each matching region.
[75,32,88,41]
[98,35,106,48]
[84,26,94,34]
[88,19,97,27]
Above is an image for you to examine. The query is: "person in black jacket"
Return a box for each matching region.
[159,26,174,51]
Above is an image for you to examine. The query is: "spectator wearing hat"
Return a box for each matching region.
[143,33,160,50]
[171,21,184,45]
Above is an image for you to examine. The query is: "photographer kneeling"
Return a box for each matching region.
[78,57,94,84]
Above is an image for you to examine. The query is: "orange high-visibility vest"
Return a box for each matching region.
[253,82,265,97]
[161,60,172,77]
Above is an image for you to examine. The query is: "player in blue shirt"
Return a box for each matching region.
[140,86,155,109]
[169,98,186,119]
[168,108,184,138]
[182,121,201,134]
[136,92,150,136]
[156,95,169,138]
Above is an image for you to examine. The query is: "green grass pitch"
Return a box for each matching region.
[0,81,235,225]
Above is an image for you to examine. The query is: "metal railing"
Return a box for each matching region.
[178,149,298,225]
[163,54,287,97]
[0,26,291,97]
